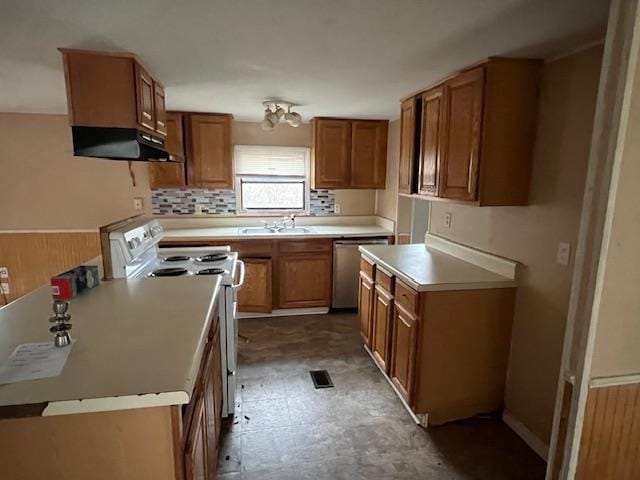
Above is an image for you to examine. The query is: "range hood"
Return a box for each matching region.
[71,126,176,162]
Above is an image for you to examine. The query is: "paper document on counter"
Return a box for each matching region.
[0,342,74,384]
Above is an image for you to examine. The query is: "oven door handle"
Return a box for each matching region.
[232,260,245,289]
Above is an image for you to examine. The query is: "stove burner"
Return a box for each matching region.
[196,267,226,276]
[149,267,189,277]
[163,255,191,262]
[195,253,228,263]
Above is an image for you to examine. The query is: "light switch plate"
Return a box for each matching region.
[444,212,452,229]
[194,205,204,215]
[1,283,9,294]
[334,203,342,214]
[0,267,8,279]
[133,197,144,211]
[557,242,571,266]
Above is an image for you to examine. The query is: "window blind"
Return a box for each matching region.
[235,145,308,177]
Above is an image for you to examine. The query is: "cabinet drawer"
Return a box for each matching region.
[360,256,375,280]
[278,239,332,254]
[229,240,274,257]
[395,280,419,315]
[376,267,395,294]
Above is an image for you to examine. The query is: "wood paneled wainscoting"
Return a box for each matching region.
[0,231,101,305]
[576,379,640,479]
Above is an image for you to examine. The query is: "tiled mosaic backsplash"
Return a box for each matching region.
[152,188,336,216]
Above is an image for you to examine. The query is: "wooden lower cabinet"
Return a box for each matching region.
[371,284,393,372]
[184,393,208,480]
[358,272,374,346]
[237,258,272,313]
[278,253,332,308]
[390,303,418,403]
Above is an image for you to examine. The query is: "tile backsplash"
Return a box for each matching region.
[152,188,336,216]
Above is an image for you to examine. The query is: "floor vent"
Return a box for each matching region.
[309,370,334,389]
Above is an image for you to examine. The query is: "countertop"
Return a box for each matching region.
[162,224,393,241]
[359,243,517,292]
[0,276,221,416]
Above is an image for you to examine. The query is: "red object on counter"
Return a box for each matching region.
[51,266,100,301]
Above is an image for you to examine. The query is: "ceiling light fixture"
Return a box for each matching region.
[261,101,302,131]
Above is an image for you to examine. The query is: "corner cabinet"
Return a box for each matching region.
[312,117,388,189]
[358,254,517,426]
[398,57,542,206]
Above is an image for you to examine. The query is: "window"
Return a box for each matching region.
[235,145,310,214]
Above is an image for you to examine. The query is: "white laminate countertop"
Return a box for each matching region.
[359,243,517,292]
[162,225,393,241]
[0,276,221,416]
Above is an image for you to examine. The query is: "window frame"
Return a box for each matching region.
[234,145,311,216]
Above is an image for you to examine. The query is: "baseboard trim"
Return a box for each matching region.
[238,307,329,319]
[502,409,549,461]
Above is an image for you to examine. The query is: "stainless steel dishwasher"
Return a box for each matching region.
[333,238,389,308]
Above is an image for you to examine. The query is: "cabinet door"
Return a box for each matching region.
[203,341,220,475]
[371,285,393,372]
[153,82,167,136]
[439,67,484,201]
[237,258,272,313]
[350,120,388,188]
[184,394,208,480]
[358,273,374,346]
[398,98,418,194]
[135,63,155,132]
[418,86,444,196]
[312,119,351,188]
[211,324,223,438]
[278,253,332,308]
[148,113,186,188]
[187,114,233,189]
[390,303,418,404]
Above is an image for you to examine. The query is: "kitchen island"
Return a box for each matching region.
[0,276,223,480]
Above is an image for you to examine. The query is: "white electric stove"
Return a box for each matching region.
[106,217,244,418]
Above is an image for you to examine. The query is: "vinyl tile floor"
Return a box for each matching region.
[217,313,546,479]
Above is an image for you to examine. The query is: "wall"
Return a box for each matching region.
[428,46,603,444]
[374,119,400,221]
[589,35,640,378]
[153,121,377,217]
[0,113,151,230]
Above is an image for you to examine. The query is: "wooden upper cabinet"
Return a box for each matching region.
[135,63,156,132]
[148,112,186,189]
[187,114,233,189]
[312,119,351,188]
[153,82,167,135]
[60,49,167,138]
[350,120,388,189]
[399,57,541,206]
[312,117,388,189]
[398,98,419,194]
[439,67,484,201]
[418,86,444,196]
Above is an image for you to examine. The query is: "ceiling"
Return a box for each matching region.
[0,0,610,121]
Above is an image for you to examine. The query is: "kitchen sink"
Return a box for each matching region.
[237,226,315,235]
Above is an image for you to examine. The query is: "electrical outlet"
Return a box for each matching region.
[194,204,204,215]
[557,242,571,266]
[1,283,9,295]
[444,212,452,229]
[0,267,8,279]
[133,197,143,211]
[334,203,342,214]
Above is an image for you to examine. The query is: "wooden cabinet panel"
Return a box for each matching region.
[418,86,444,196]
[371,285,393,372]
[358,272,374,346]
[187,114,233,189]
[398,98,419,194]
[135,63,155,132]
[360,256,375,280]
[211,327,223,439]
[350,120,388,188]
[395,280,418,315]
[278,254,332,308]
[390,304,418,404]
[375,268,395,294]
[184,394,208,480]
[278,238,332,254]
[149,112,186,189]
[312,119,351,188]
[237,258,272,313]
[439,67,484,201]
[153,82,167,135]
